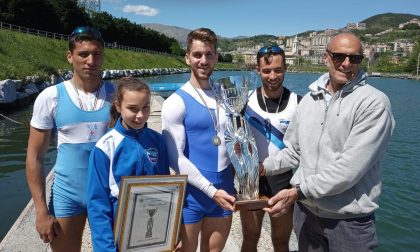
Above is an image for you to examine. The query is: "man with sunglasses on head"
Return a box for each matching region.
[26,26,114,251]
[260,33,395,251]
[240,45,301,252]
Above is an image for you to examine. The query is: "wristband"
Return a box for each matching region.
[295,184,306,201]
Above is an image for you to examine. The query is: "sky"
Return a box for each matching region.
[101,0,420,38]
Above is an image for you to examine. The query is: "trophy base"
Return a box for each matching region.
[234,195,269,211]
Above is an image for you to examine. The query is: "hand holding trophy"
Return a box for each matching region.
[211,74,268,210]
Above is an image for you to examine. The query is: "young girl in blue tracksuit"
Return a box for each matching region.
[87,77,170,252]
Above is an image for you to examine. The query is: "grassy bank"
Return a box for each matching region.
[0,29,239,81]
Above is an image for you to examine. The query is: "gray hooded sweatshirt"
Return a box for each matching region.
[263,70,395,219]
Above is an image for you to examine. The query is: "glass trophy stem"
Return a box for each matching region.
[213,75,268,210]
[233,115,243,132]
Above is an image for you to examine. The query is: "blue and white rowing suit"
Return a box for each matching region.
[87,117,170,252]
[245,87,300,196]
[30,80,114,217]
[162,81,234,224]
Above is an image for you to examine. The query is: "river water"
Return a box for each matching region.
[1,71,419,251]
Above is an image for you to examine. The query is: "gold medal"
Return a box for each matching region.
[212,135,221,146]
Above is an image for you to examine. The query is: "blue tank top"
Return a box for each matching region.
[176,89,221,172]
[53,82,113,206]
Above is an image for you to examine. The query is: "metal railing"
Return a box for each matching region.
[0,21,171,56]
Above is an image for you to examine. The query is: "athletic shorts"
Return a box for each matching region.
[259,170,293,197]
[48,180,87,218]
[182,167,235,224]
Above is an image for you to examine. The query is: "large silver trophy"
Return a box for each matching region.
[212,74,268,210]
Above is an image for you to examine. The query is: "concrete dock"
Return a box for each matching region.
[0,95,297,251]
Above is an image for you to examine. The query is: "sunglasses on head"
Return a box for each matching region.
[257,45,284,57]
[326,49,364,64]
[70,26,103,42]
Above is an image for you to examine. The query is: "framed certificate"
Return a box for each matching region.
[114,175,187,252]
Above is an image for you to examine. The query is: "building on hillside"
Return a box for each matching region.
[398,18,420,29]
[231,51,254,66]
[300,38,311,48]
[375,43,392,53]
[292,36,299,55]
[324,29,338,36]
[393,39,415,54]
[346,22,366,30]
[276,36,287,46]
[285,51,297,66]
[310,34,331,47]
[285,36,294,48]
[375,28,393,36]
[363,43,376,60]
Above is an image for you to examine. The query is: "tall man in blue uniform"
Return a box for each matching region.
[162,28,236,252]
[26,26,114,252]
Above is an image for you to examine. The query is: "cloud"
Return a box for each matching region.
[122,5,159,16]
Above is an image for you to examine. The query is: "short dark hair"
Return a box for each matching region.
[186,28,217,54]
[68,26,104,52]
[256,45,286,67]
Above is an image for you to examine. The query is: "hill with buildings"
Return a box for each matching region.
[143,13,419,52]
[361,13,420,32]
[142,12,419,74]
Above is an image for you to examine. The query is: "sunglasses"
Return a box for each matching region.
[70,26,103,42]
[257,45,284,57]
[326,49,364,64]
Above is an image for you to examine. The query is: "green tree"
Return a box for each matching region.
[219,53,233,63]
[402,23,420,30]
[170,41,184,56]
[404,41,420,74]
[48,0,92,33]
[0,0,61,32]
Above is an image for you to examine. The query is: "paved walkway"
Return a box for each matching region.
[0,95,297,251]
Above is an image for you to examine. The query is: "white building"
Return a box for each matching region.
[375,43,392,53]
[399,18,420,29]
[393,39,415,54]
[346,22,366,30]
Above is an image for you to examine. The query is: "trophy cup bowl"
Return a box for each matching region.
[213,75,268,210]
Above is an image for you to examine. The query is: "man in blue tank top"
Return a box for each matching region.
[162,28,236,252]
[26,26,113,252]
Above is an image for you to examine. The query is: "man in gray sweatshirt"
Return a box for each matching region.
[260,33,395,251]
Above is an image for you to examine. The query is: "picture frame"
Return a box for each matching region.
[114,175,187,252]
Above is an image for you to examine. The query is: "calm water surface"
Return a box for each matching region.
[1,72,419,251]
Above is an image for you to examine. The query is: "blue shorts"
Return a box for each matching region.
[48,179,87,218]
[182,167,235,224]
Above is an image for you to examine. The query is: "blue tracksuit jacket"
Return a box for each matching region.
[87,117,169,252]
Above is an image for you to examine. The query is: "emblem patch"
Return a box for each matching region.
[278,119,290,134]
[145,148,158,163]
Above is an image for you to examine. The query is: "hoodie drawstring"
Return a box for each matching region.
[337,89,344,116]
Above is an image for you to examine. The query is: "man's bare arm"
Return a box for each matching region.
[26,126,59,242]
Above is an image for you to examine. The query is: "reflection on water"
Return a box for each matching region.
[0,106,56,239]
[1,72,420,252]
